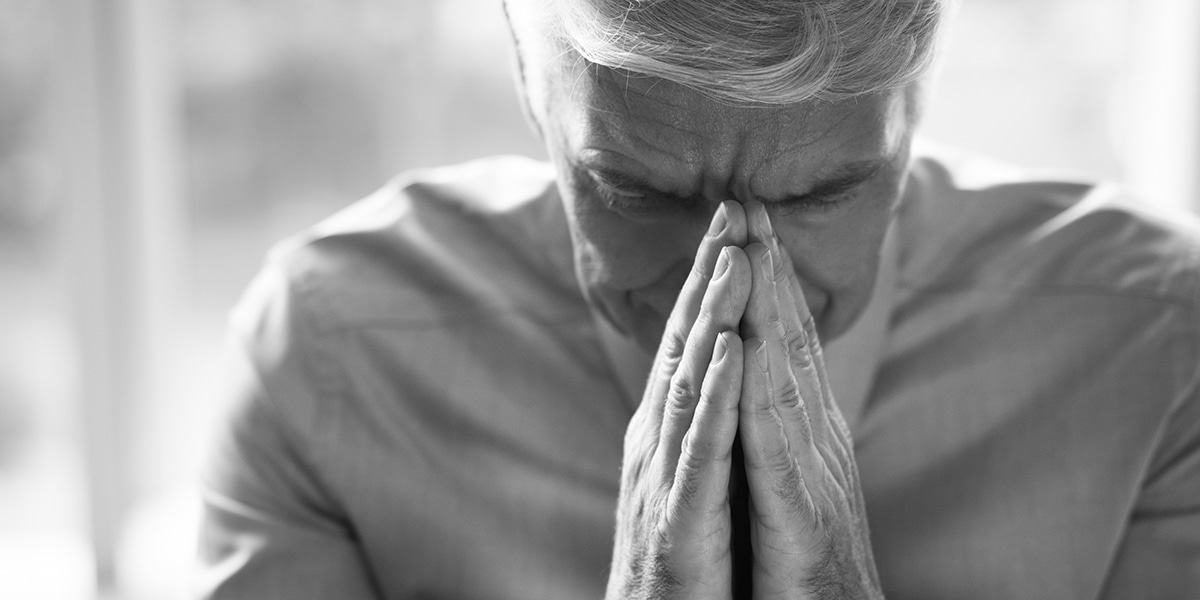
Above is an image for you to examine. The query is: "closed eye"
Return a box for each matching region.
[768,161,883,214]
[592,176,645,199]
[584,168,699,216]
[770,188,858,215]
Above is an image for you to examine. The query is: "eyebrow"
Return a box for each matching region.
[780,159,887,202]
[579,157,889,201]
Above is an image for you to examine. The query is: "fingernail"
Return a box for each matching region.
[713,246,731,279]
[711,332,728,364]
[768,232,781,257]
[755,340,769,373]
[755,205,772,239]
[707,202,728,237]
[761,248,775,282]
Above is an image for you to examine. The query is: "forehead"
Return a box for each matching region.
[545,59,910,193]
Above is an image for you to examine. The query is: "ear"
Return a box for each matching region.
[503,0,546,141]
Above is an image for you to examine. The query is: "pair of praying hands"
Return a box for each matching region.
[607,201,882,600]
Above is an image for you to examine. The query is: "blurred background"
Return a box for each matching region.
[0,0,1197,598]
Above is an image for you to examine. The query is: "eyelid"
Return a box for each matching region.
[592,175,645,198]
[586,166,653,188]
[770,186,859,215]
[585,170,703,218]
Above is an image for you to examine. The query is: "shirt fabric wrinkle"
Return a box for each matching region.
[197,145,1200,599]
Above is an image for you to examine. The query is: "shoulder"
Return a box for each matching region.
[891,142,1200,432]
[883,142,1200,483]
[898,141,1200,308]
[225,155,589,421]
[241,155,583,337]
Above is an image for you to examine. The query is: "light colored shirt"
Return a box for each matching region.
[197,144,1200,599]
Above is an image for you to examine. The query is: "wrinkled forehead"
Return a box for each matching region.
[505,0,915,174]
[587,68,898,150]
[567,66,910,176]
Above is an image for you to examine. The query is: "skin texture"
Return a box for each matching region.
[737,201,881,598]
[607,201,752,599]
[507,26,914,350]
[504,3,915,597]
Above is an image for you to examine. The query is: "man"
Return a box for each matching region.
[197,0,1200,598]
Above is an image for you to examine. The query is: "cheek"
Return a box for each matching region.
[775,195,895,337]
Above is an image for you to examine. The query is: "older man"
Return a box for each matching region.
[197,0,1200,598]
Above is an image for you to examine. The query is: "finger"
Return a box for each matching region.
[739,242,818,447]
[753,204,866,554]
[668,332,743,522]
[750,200,847,446]
[738,241,780,343]
[744,203,823,415]
[738,338,817,516]
[745,199,815,393]
[745,198,774,247]
[642,201,748,431]
[741,216,849,490]
[658,246,750,482]
[772,235,854,448]
[767,230,855,491]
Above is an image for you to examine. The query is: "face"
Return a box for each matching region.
[508,9,917,352]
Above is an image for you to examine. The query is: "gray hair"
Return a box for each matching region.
[554,0,949,104]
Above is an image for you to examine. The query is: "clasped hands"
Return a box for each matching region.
[607,201,882,600]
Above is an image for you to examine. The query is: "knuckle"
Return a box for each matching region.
[773,256,790,281]
[666,373,700,409]
[802,315,818,341]
[660,332,687,364]
[777,376,803,408]
[691,308,717,335]
[788,332,813,367]
[765,312,785,335]
[679,428,727,470]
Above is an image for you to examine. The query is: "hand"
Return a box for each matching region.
[606,201,751,599]
[737,202,882,599]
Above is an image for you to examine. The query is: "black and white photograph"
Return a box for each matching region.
[0,0,1197,598]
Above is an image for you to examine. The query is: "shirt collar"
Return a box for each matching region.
[592,225,898,433]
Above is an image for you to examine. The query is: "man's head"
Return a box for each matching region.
[505,0,949,351]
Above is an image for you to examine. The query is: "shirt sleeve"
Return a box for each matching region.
[194,263,381,600]
[1099,373,1200,599]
